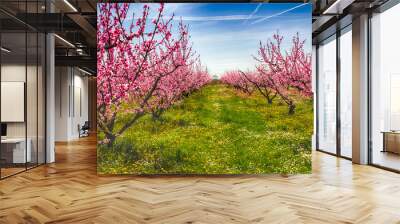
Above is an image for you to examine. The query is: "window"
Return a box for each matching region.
[370,3,400,171]
[317,35,337,154]
[339,27,352,158]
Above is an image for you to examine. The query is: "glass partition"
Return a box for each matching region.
[0,0,46,179]
[1,31,28,177]
[317,35,337,154]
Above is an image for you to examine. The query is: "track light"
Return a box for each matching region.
[1,47,11,53]
[322,0,354,15]
[63,0,78,12]
[78,67,93,76]
[54,34,75,48]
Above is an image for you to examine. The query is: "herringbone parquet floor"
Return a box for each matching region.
[1,135,400,224]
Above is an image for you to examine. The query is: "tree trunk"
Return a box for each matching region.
[264,88,276,105]
[105,132,116,147]
[152,111,162,121]
[288,103,296,115]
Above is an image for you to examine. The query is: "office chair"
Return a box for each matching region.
[79,121,90,138]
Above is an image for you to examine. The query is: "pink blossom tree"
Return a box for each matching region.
[239,70,277,104]
[254,31,312,114]
[220,69,278,104]
[285,34,312,98]
[97,3,210,145]
[222,32,311,113]
[150,59,211,120]
[220,70,254,95]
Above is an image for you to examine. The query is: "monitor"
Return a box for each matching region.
[1,123,7,137]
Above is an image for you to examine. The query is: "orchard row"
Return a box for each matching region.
[221,32,312,114]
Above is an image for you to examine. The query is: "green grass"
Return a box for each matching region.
[97,82,313,174]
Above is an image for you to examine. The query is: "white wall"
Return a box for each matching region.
[1,65,42,137]
[55,66,69,141]
[1,65,26,139]
[72,72,89,138]
[55,67,89,141]
[1,63,46,164]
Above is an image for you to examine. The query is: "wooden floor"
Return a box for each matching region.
[372,151,400,171]
[1,136,400,223]
[0,167,26,178]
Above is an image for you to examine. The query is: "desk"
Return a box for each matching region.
[382,131,400,154]
[1,138,31,163]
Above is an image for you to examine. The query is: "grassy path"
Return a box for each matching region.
[98,83,313,174]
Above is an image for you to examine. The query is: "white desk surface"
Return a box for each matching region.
[1,138,27,143]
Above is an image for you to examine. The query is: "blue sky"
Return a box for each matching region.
[126,3,312,77]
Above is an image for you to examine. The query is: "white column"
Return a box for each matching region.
[352,14,369,164]
[46,32,55,163]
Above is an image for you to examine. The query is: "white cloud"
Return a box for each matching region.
[191,23,309,44]
[190,25,311,77]
[121,3,311,77]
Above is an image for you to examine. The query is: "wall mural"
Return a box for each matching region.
[97,3,313,174]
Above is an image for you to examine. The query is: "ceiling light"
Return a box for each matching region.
[76,48,84,55]
[1,47,11,53]
[54,34,75,48]
[322,0,354,15]
[63,0,78,12]
[323,1,341,14]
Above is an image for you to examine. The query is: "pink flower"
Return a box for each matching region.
[97,3,211,142]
